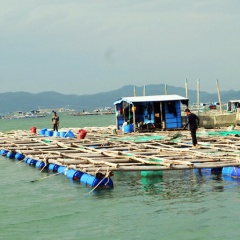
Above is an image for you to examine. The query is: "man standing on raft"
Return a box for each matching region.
[52,111,60,132]
[183,108,199,148]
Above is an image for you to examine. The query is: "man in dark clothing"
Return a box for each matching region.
[52,111,60,131]
[183,108,199,148]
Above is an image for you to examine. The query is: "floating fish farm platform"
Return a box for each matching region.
[1,127,240,189]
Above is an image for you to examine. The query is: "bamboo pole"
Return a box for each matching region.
[165,84,168,95]
[216,79,223,114]
[197,79,200,114]
[185,78,188,98]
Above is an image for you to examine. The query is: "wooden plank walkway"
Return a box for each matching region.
[1,127,240,177]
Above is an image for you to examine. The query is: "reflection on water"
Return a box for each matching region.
[112,169,240,200]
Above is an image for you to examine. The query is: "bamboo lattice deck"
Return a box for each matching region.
[1,127,240,177]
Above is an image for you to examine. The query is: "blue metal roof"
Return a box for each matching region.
[114,95,188,105]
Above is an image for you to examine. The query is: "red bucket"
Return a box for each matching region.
[78,129,87,139]
[30,126,37,134]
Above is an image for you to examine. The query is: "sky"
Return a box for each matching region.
[0,0,240,95]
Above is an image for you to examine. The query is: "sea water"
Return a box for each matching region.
[0,114,240,240]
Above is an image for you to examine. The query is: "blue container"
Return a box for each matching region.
[0,149,9,156]
[80,173,91,184]
[74,171,84,181]
[35,161,45,169]
[48,163,55,171]
[86,175,114,188]
[123,124,133,133]
[26,158,38,166]
[66,169,77,179]
[36,161,48,169]
[45,130,53,137]
[80,173,114,188]
[66,170,84,180]
[48,164,60,172]
[15,153,25,160]
[53,131,60,137]
[222,167,234,176]
[24,157,29,163]
[60,132,67,138]
[64,130,75,138]
[26,158,32,165]
[38,128,47,136]
[231,167,240,178]
[57,166,67,174]
[6,151,16,159]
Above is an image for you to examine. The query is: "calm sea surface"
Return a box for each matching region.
[0,114,240,240]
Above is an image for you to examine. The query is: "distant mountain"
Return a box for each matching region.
[0,84,239,114]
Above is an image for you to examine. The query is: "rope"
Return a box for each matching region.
[86,167,110,195]
[38,161,47,173]
[15,158,26,165]
[94,167,101,175]
[31,167,68,183]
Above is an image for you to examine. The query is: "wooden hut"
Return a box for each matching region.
[114,95,189,132]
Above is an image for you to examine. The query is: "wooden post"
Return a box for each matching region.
[185,79,188,98]
[197,79,200,114]
[134,86,136,97]
[160,102,165,130]
[216,79,223,114]
[132,103,136,132]
[143,85,146,96]
[165,84,168,95]
[115,104,118,129]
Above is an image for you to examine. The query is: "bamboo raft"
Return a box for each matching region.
[1,127,240,188]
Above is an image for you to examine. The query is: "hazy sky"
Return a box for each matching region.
[1,0,239,95]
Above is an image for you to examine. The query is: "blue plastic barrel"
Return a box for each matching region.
[45,130,53,137]
[38,128,47,136]
[231,167,240,178]
[60,132,67,138]
[26,158,32,165]
[36,161,44,169]
[86,175,114,188]
[0,149,9,156]
[48,164,60,172]
[80,173,91,184]
[123,124,133,133]
[26,158,38,166]
[57,166,67,174]
[6,151,16,159]
[80,173,113,188]
[66,169,77,179]
[15,153,25,160]
[222,166,240,178]
[66,169,84,180]
[73,171,84,181]
[53,131,60,137]
[64,130,75,138]
[222,167,234,176]
[35,161,40,168]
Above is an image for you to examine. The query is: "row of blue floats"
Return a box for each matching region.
[38,128,75,138]
[0,149,114,189]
